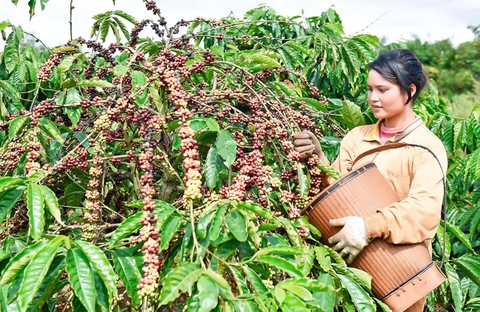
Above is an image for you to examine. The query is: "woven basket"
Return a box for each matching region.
[301,162,445,311]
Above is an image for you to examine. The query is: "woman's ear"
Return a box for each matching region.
[410,84,417,97]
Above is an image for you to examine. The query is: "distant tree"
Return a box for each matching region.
[406,36,479,100]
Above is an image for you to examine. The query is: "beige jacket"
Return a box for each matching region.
[321,117,448,245]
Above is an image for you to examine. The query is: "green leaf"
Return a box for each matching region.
[297,97,328,113]
[225,209,247,242]
[39,185,62,225]
[17,236,65,311]
[38,117,64,144]
[93,269,110,312]
[112,249,141,308]
[27,254,66,311]
[0,80,20,100]
[297,163,308,198]
[209,45,224,59]
[132,70,147,106]
[446,221,474,253]
[236,201,279,226]
[202,269,232,293]
[27,183,45,240]
[277,277,335,293]
[215,129,237,168]
[337,273,375,312]
[196,208,216,240]
[209,205,227,242]
[1,284,20,311]
[65,107,81,127]
[250,52,281,69]
[113,10,138,25]
[269,81,296,97]
[314,273,336,311]
[300,248,315,276]
[453,255,480,287]
[342,100,365,129]
[204,146,219,190]
[0,177,27,193]
[256,255,302,278]
[75,240,117,303]
[75,79,114,88]
[8,115,30,140]
[108,20,121,43]
[205,118,220,131]
[197,275,219,312]
[100,19,110,42]
[160,215,183,251]
[278,217,302,247]
[227,266,249,295]
[158,263,203,306]
[0,250,9,262]
[317,162,341,180]
[279,283,314,301]
[58,54,78,73]
[66,248,97,312]
[0,241,47,287]
[108,211,143,247]
[0,185,25,224]
[243,265,268,294]
[4,31,20,73]
[113,64,129,76]
[275,286,286,304]
[112,16,130,40]
[347,267,372,289]
[256,245,306,257]
[445,263,463,312]
[280,291,308,312]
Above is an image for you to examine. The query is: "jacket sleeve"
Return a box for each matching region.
[364,144,448,244]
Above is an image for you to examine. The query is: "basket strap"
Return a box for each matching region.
[350,142,408,170]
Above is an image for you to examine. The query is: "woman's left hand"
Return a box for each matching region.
[328,216,368,264]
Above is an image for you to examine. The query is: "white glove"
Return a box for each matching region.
[328,216,368,264]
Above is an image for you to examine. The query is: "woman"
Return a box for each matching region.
[293,49,447,311]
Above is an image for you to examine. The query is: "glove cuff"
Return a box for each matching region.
[364,213,387,242]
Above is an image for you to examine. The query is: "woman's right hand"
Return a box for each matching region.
[293,130,322,159]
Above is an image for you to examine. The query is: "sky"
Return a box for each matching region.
[1,0,479,49]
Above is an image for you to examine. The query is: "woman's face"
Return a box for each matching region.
[367,69,414,128]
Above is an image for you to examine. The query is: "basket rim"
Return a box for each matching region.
[300,162,377,215]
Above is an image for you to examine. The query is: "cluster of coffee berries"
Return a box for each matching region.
[297,226,310,237]
[31,100,56,121]
[0,208,27,240]
[52,148,88,173]
[37,49,75,82]
[0,137,26,172]
[93,113,112,132]
[282,141,301,162]
[219,174,247,201]
[137,141,161,301]
[24,132,41,177]
[178,123,202,202]
[305,153,323,195]
[279,190,299,205]
[82,151,104,240]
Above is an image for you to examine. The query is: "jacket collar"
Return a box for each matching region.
[364,116,424,143]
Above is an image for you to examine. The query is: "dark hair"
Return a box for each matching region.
[368,49,428,104]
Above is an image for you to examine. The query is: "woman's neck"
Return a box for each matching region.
[384,109,415,128]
